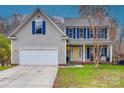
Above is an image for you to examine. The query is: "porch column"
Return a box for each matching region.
[83,44,85,62]
[107,45,109,58]
[110,44,113,62]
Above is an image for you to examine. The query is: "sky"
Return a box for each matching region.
[0,5,124,27]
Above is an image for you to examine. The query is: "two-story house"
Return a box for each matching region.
[9,9,112,65]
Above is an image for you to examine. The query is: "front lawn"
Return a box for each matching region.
[0,66,13,71]
[53,64,124,88]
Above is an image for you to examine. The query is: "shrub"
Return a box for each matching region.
[0,34,10,66]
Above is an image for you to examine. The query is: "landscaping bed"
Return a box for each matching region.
[0,66,14,71]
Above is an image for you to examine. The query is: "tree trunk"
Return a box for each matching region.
[95,56,99,67]
[1,60,5,66]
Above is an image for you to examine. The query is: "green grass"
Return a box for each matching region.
[53,64,124,88]
[0,66,14,71]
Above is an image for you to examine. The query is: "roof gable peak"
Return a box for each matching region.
[9,8,67,38]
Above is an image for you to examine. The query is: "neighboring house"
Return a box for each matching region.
[9,9,113,65]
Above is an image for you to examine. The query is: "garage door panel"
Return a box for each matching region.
[19,49,58,65]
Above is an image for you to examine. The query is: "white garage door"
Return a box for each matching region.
[19,48,58,65]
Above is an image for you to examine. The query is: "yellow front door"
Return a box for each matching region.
[73,47,79,59]
[73,47,82,61]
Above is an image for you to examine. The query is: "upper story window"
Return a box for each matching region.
[66,27,107,39]
[32,20,46,35]
[99,28,107,39]
[35,20,43,34]
[68,28,74,38]
[79,28,84,38]
[89,31,93,38]
[93,27,107,39]
[89,28,93,39]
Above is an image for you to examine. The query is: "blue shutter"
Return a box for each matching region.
[73,28,76,39]
[105,28,107,39]
[42,21,46,35]
[32,21,35,34]
[77,28,79,39]
[87,28,89,39]
[87,48,90,59]
[104,47,107,57]
[84,28,86,39]
[66,28,69,36]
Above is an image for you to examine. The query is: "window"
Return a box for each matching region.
[101,47,105,56]
[35,20,43,34]
[99,28,106,38]
[32,20,46,35]
[89,28,93,38]
[100,47,107,57]
[68,28,74,38]
[79,28,84,38]
[87,47,93,60]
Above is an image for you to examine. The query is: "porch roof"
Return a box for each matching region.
[67,39,112,45]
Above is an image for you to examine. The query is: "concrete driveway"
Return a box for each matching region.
[0,66,58,88]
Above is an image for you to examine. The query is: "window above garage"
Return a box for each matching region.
[32,20,46,35]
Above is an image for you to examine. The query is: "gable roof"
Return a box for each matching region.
[9,8,67,38]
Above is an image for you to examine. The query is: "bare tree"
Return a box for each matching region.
[108,18,118,64]
[118,28,124,52]
[0,22,6,33]
[79,5,116,67]
[0,17,6,33]
[5,13,27,35]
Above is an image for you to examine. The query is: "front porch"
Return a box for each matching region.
[66,44,113,63]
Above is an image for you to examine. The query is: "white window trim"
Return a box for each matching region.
[35,20,43,34]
